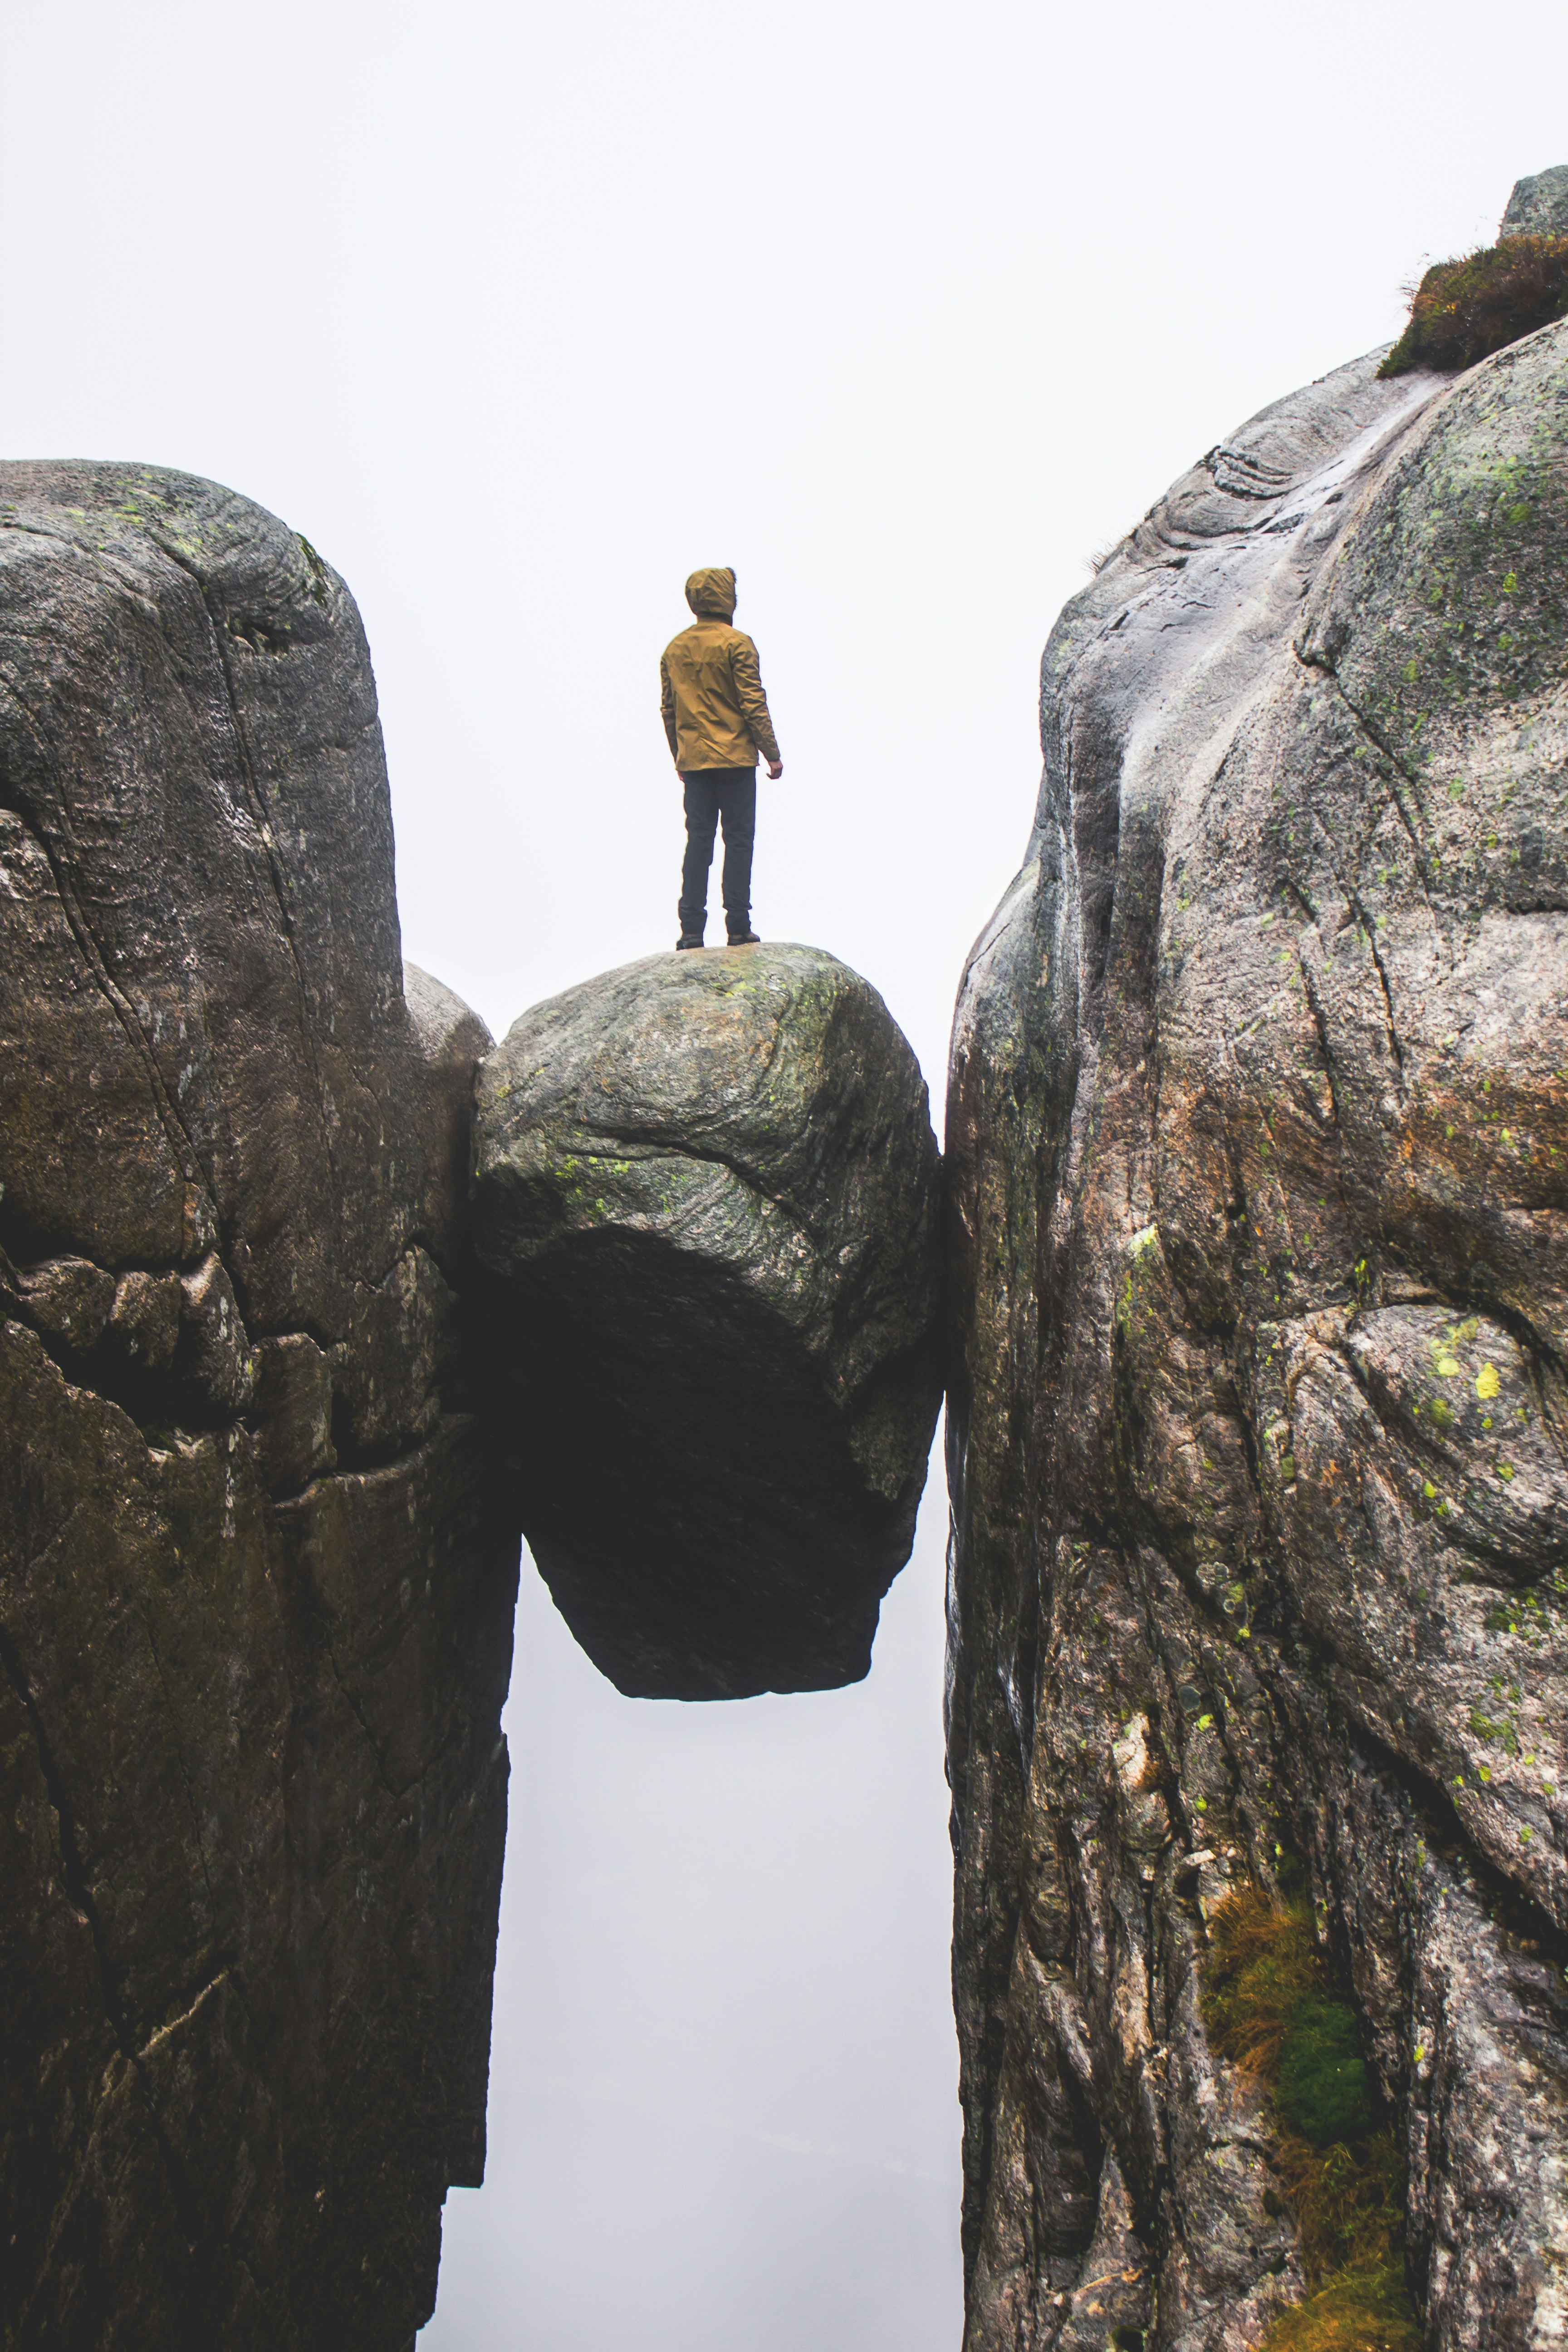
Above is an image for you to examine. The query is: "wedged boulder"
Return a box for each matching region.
[0,464,516,2351]
[473,944,944,1700]
[946,302,1568,2347]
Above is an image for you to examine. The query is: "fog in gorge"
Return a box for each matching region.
[423,1487,959,2351]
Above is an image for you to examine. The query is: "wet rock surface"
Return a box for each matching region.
[0,465,516,2351]
[473,944,944,1700]
[946,318,1568,2348]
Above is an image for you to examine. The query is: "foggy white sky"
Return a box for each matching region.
[7,2,1568,2343]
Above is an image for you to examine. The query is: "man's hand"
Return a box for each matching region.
[766,759,783,781]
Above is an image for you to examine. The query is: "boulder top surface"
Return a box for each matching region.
[475,941,941,1400]
[479,940,925,1177]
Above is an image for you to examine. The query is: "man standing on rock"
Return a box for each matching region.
[660,567,782,949]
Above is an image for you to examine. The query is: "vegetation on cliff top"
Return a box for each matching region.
[1378,235,1568,376]
[1203,1887,1420,2352]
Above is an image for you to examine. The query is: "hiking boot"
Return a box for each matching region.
[676,932,705,951]
[726,927,762,947]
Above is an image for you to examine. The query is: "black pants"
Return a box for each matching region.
[678,767,755,936]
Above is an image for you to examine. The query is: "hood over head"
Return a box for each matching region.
[685,567,737,620]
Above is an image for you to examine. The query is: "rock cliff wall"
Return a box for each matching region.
[946,315,1568,2347]
[0,464,516,2351]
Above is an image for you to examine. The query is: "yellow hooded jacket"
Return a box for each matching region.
[660,568,781,772]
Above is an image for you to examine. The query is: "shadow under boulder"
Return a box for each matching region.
[472,944,944,1699]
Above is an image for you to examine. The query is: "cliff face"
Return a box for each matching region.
[946,320,1568,2349]
[0,465,516,2350]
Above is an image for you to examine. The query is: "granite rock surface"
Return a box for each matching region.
[472,943,944,1699]
[1501,164,1568,242]
[946,316,1568,2349]
[0,464,517,2351]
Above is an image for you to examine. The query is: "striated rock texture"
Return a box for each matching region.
[0,465,516,2350]
[473,944,943,1700]
[946,318,1568,2349]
